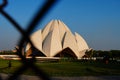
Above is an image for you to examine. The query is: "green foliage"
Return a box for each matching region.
[85,49,93,59]
[0,50,17,55]
[85,50,120,58]
[110,50,120,58]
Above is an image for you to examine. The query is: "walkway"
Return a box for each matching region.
[0,73,120,80]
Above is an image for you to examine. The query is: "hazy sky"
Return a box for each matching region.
[0,0,120,50]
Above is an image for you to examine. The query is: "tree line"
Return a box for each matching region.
[85,49,120,59]
[0,50,17,55]
[0,49,120,59]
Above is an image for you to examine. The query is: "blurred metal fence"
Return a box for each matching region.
[0,0,57,80]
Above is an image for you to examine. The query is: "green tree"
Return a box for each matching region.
[85,49,94,59]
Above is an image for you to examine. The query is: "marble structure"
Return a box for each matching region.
[25,20,89,59]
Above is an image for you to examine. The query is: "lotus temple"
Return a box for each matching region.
[25,20,89,59]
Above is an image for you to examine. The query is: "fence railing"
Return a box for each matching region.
[0,0,57,80]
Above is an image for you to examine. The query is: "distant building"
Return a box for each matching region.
[25,20,89,59]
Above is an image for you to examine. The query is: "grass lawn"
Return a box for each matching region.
[0,59,120,76]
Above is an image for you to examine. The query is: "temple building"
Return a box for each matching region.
[25,20,89,59]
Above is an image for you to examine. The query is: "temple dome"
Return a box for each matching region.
[25,20,89,59]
